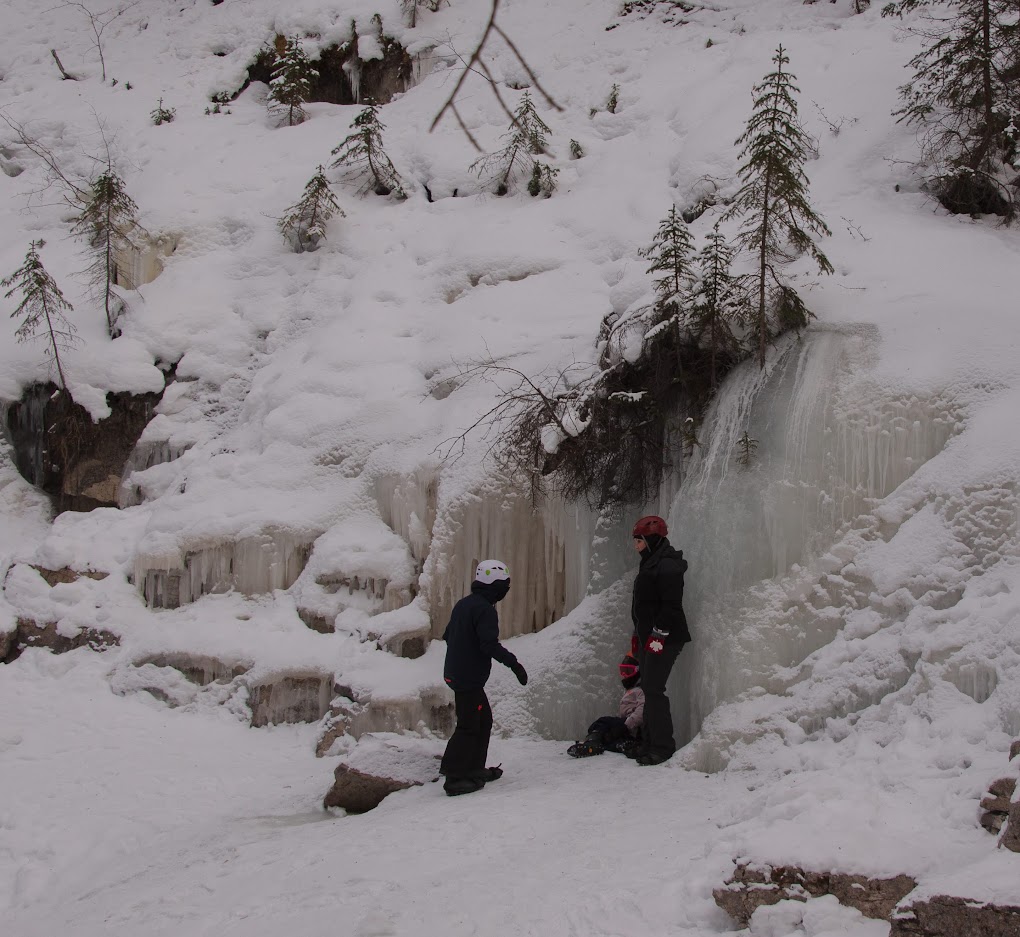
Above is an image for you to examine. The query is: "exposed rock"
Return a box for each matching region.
[983,777,1017,814]
[713,862,917,926]
[1010,739,1020,762]
[322,763,420,813]
[1001,789,1020,853]
[5,617,119,663]
[4,378,173,512]
[297,607,334,634]
[983,811,1007,835]
[29,565,108,586]
[314,688,454,755]
[891,895,1020,936]
[380,624,430,659]
[0,628,15,662]
[241,28,412,106]
[249,673,333,727]
[321,735,442,813]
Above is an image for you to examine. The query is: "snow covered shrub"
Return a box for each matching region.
[569,139,584,159]
[330,106,407,198]
[278,166,344,252]
[267,36,317,127]
[470,90,553,196]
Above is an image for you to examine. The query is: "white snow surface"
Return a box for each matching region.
[2,0,1020,934]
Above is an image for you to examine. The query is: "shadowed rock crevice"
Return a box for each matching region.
[3,374,174,512]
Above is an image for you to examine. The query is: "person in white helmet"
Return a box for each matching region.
[439,559,529,796]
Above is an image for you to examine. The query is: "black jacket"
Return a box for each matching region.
[631,537,690,645]
[443,580,519,691]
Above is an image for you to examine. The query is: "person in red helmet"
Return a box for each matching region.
[628,514,690,765]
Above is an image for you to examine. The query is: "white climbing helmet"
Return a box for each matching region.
[474,559,510,584]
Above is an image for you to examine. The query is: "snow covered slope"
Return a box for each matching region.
[2,0,1019,934]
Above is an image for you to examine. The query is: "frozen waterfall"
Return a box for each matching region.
[662,327,957,746]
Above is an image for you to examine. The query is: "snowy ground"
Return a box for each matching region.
[3,0,1020,933]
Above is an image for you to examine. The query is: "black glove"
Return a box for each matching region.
[510,661,528,686]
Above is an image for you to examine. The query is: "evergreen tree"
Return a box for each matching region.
[883,0,1020,214]
[736,429,758,467]
[279,166,345,252]
[527,162,559,197]
[471,90,553,196]
[640,204,696,315]
[724,46,833,369]
[689,223,745,389]
[70,165,139,337]
[268,36,318,127]
[2,240,76,391]
[330,106,407,198]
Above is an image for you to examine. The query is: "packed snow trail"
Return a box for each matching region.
[1,650,739,937]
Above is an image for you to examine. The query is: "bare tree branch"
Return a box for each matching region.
[49,49,78,81]
[430,0,562,149]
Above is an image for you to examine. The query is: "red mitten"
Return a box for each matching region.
[644,629,669,654]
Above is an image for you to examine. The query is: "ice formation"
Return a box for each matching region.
[136,531,313,608]
[422,479,595,639]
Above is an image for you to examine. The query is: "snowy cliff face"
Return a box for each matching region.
[1,0,1020,925]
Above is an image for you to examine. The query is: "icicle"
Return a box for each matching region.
[136,531,313,608]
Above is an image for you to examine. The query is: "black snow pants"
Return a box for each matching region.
[637,643,682,759]
[440,688,493,780]
[586,715,633,752]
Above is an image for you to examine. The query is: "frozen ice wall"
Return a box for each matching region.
[666,327,959,746]
[423,478,595,639]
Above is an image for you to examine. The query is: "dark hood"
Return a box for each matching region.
[471,579,511,604]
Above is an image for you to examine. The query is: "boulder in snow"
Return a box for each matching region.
[713,862,916,925]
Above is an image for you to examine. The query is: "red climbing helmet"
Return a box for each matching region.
[632,515,668,539]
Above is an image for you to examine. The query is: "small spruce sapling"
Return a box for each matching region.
[569,138,584,159]
[2,240,77,392]
[150,98,176,125]
[279,166,344,252]
[723,46,832,369]
[470,90,552,196]
[268,36,318,127]
[71,164,139,336]
[606,83,620,113]
[527,162,559,197]
[330,106,407,198]
[736,429,758,467]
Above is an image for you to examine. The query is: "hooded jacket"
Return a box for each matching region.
[620,686,645,736]
[631,536,691,646]
[442,579,519,691]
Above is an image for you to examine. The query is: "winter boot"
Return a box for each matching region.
[567,735,605,758]
[444,776,485,797]
[470,765,503,783]
[617,738,644,758]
